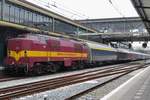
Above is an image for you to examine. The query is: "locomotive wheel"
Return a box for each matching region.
[71,66,77,70]
[36,66,42,75]
[48,63,60,73]
[70,62,78,70]
[33,66,43,75]
[78,64,84,69]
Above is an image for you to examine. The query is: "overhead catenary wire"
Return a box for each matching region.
[32,0,66,17]
[108,0,125,18]
[108,0,127,33]
[28,0,90,20]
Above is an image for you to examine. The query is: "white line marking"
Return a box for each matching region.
[101,66,150,100]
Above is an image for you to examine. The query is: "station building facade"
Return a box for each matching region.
[77,17,146,33]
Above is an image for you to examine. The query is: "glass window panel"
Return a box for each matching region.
[19,8,25,24]
[54,19,77,34]
[9,4,15,22]
[28,11,33,26]
[0,1,2,19]
[36,13,40,23]
[32,12,37,23]
[28,11,32,22]
[49,17,53,31]
[3,1,89,34]
[4,3,10,21]
[14,6,20,23]
[39,15,43,22]
[24,10,29,24]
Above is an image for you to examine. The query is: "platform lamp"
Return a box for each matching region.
[142,42,148,48]
[129,43,132,49]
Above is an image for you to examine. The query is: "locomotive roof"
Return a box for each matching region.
[10,33,150,55]
[10,33,83,45]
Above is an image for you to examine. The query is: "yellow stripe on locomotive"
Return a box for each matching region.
[9,50,88,61]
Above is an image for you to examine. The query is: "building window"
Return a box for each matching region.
[14,6,20,23]
[19,8,25,24]
[3,1,92,34]
[36,13,40,23]
[24,10,29,24]
[54,19,77,34]
[33,12,37,23]
[9,4,15,22]
[28,11,33,26]
[4,3,10,21]
[0,1,1,19]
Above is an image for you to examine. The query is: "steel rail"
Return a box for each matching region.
[0,63,137,93]
[0,64,145,99]
[65,65,148,100]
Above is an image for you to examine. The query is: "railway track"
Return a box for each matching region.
[0,63,147,99]
[0,62,137,83]
[0,75,26,82]
[66,65,148,100]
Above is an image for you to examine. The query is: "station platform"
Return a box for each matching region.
[101,65,150,100]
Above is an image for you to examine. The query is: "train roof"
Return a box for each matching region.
[85,41,117,51]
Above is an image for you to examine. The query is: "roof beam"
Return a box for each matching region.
[136,6,150,9]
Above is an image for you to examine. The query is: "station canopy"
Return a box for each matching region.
[132,0,150,34]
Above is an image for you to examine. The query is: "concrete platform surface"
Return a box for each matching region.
[101,66,150,100]
[0,64,122,89]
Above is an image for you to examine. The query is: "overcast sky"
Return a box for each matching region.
[27,0,139,19]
